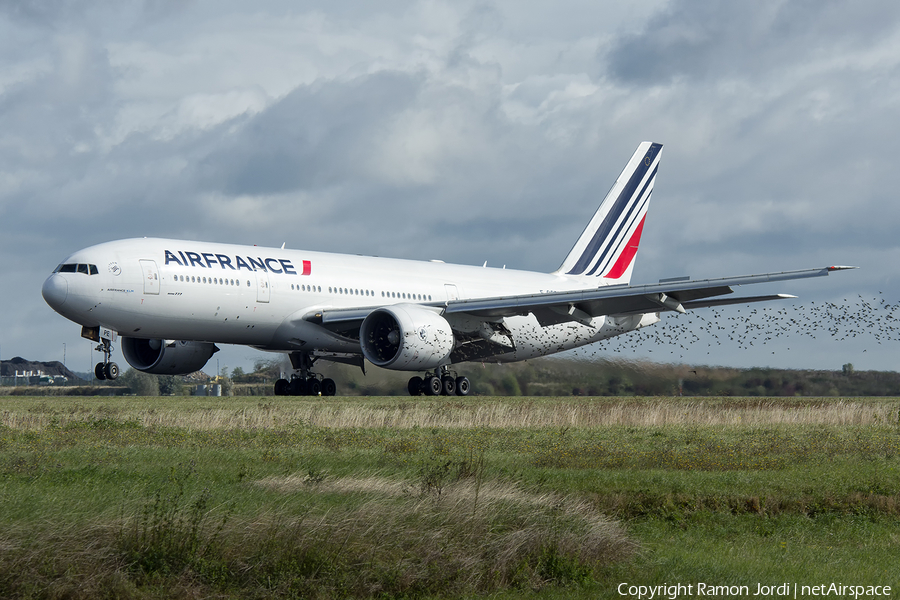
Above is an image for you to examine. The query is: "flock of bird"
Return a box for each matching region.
[577,292,900,363]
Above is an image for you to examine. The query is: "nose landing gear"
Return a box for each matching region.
[93,339,119,381]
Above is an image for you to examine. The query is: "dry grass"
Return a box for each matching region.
[2,397,899,430]
[259,472,601,512]
[0,471,635,599]
[244,473,636,595]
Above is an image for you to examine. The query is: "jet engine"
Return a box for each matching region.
[360,304,454,370]
[122,338,219,375]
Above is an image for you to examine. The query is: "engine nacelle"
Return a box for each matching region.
[360,304,454,370]
[122,338,219,375]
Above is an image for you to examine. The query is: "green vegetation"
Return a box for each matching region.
[0,395,898,598]
[6,357,900,398]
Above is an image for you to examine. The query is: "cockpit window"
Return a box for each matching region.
[54,263,98,275]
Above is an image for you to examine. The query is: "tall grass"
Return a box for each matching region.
[0,460,634,599]
[3,396,899,430]
[1,395,898,598]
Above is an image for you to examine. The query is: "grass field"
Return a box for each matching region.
[1,395,898,599]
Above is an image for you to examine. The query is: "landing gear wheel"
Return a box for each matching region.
[274,378,290,396]
[321,378,337,397]
[104,362,119,380]
[289,378,307,396]
[307,378,321,396]
[455,376,470,396]
[94,339,117,383]
[408,376,423,396]
[424,376,442,396]
[441,375,456,396]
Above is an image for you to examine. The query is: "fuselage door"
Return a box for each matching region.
[444,283,460,302]
[139,260,160,295]
[256,269,270,303]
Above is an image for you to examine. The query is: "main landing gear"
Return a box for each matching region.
[408,366,470,397]
[94,339,119,381]
[274,351,337,397]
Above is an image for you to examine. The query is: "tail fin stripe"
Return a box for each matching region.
[584,167,656,276]
[565,144,661,275]
[602,214,646,279]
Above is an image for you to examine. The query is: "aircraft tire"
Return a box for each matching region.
[274,378,290,396]
[307,378,321,396]
[95,363,107,381]
[455,376,470,396]
[408,376,423,396]
[424,376,441,396]
[441,375,456,396]
[321,378,337,396]
[104,362,119,380]
[289,378,307,396]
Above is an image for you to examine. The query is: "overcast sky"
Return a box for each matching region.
[3,0,900,376]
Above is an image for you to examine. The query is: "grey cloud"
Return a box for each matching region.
[195,71,424,196]
[3,1,900,372]
[606,0,900,84]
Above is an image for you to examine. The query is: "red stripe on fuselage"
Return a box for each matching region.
[603,215,645,279]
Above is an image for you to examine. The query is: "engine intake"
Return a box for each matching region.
[122,338,219,375]
[360,304,454,370]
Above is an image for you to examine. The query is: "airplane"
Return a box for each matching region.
[42,141,853,396]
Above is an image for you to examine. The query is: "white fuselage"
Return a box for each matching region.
[42,237,658,365]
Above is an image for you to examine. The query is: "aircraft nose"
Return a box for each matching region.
[42,274,68,311]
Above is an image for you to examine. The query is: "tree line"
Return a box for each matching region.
[7,358,898,397]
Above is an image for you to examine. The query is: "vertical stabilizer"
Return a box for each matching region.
[555,141,662,284]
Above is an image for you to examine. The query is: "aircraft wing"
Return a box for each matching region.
[443,266,855,326]
[311,266,854,329]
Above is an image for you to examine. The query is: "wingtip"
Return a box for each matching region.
[827,265,858,271]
